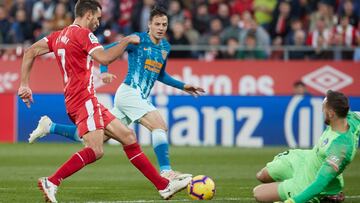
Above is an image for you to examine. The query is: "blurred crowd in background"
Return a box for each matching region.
[1,0,360,61]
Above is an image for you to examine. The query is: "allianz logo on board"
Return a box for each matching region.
[302,65,353,94]
[285,96,324,148]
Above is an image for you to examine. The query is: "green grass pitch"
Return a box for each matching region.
[0,143,359,202]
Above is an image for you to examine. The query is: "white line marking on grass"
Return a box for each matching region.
[86,196,360,203]
[87,197,254,203]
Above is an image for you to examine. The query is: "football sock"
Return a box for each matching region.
[50,123,82,142]
[123,142,169,190]
[151,129,171,171]
[48,147,96,186]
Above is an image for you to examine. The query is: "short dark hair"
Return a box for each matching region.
[293,80,305,87]
[246,30,256,39]
[326,90,349,118]
[75,0,102,18]
[150,7,168,21]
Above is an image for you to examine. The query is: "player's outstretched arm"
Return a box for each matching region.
[291,141,349,203]
[97,42,120,84]
[91,35,140,65]
[290,163,337,203]
[157,65,205,97]
[18,39,50,108]
[183,84,206,97]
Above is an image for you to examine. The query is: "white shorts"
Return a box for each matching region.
[110,83,156,125]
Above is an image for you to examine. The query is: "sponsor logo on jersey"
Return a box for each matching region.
[144,59,162,73]
[322,138,329,147]
[88,33,99,44]
[327,155,341,172]
[162,50,168,60]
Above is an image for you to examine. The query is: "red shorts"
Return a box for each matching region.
[67,98,115,137]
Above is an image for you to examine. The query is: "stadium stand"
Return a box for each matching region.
[0,0,359,60]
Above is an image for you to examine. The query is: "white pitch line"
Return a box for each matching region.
[86,198,253,203]
[86,196,360,203]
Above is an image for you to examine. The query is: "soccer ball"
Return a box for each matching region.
[187,175,216,200]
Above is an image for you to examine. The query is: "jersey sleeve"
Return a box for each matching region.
[157,61,185,90]
[99,41,120,73]
[43,31,61,52]
[293,137,351,203]
[79,29,103,55]
[125,32,140,52]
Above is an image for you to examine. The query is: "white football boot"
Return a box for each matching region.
[38,177,58,203]
[159,176,192,200]
[29,116,52,143]
[160,170,192,180]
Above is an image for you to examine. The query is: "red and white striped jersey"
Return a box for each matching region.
[332,24,357,47]
[44,24,103,112]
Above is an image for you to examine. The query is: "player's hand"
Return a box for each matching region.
[128,35,140,45]
[284,198,295,203]
[100,72,117,84]
[18,86,33,108]
[183,84,205,97]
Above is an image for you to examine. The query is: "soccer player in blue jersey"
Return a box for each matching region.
[253,90,359,203]
[29,7,205,180]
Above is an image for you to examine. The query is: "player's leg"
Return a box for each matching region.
[112,84,173,170]
[253,182,281,202]
[103,108,191,199]
[139,110,192,179]
[29,115,82,143]
[253,177,303,202]
[39,130,103,202]
[113,84,191,179]
[256,167,275,183]
[29,112,131,143]
[254,168,321,203]
[38,99,105,202]
[140,110,170,171]
[256,150,294,183]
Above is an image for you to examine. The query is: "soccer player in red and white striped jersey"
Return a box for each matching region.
[17,1,190,202]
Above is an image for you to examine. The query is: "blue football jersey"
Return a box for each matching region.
[124,32,171,98]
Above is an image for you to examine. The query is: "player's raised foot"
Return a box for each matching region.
[159,176,192,200]
[29,116,52,143]
[160,170,192,180]
[38,177,58,203]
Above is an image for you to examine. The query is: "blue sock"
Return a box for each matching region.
[50,123,82,142]
[151,129,171,172]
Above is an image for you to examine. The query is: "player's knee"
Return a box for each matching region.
[91,147,104,159]
[253,185,266,202]
[151,125,168,132]
[256,171,263,182]
[253,186,261,202]
[158,124,168,132]
[256,171,268,183]
[256,168,273,183]
[122,129,137,145]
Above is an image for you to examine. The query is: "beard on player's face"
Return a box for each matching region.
[87,10,100,31]
[324,111,334,125]
[324,116,330,125]
[91,20,98,31]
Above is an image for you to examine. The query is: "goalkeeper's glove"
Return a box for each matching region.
[284,198,295,203]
